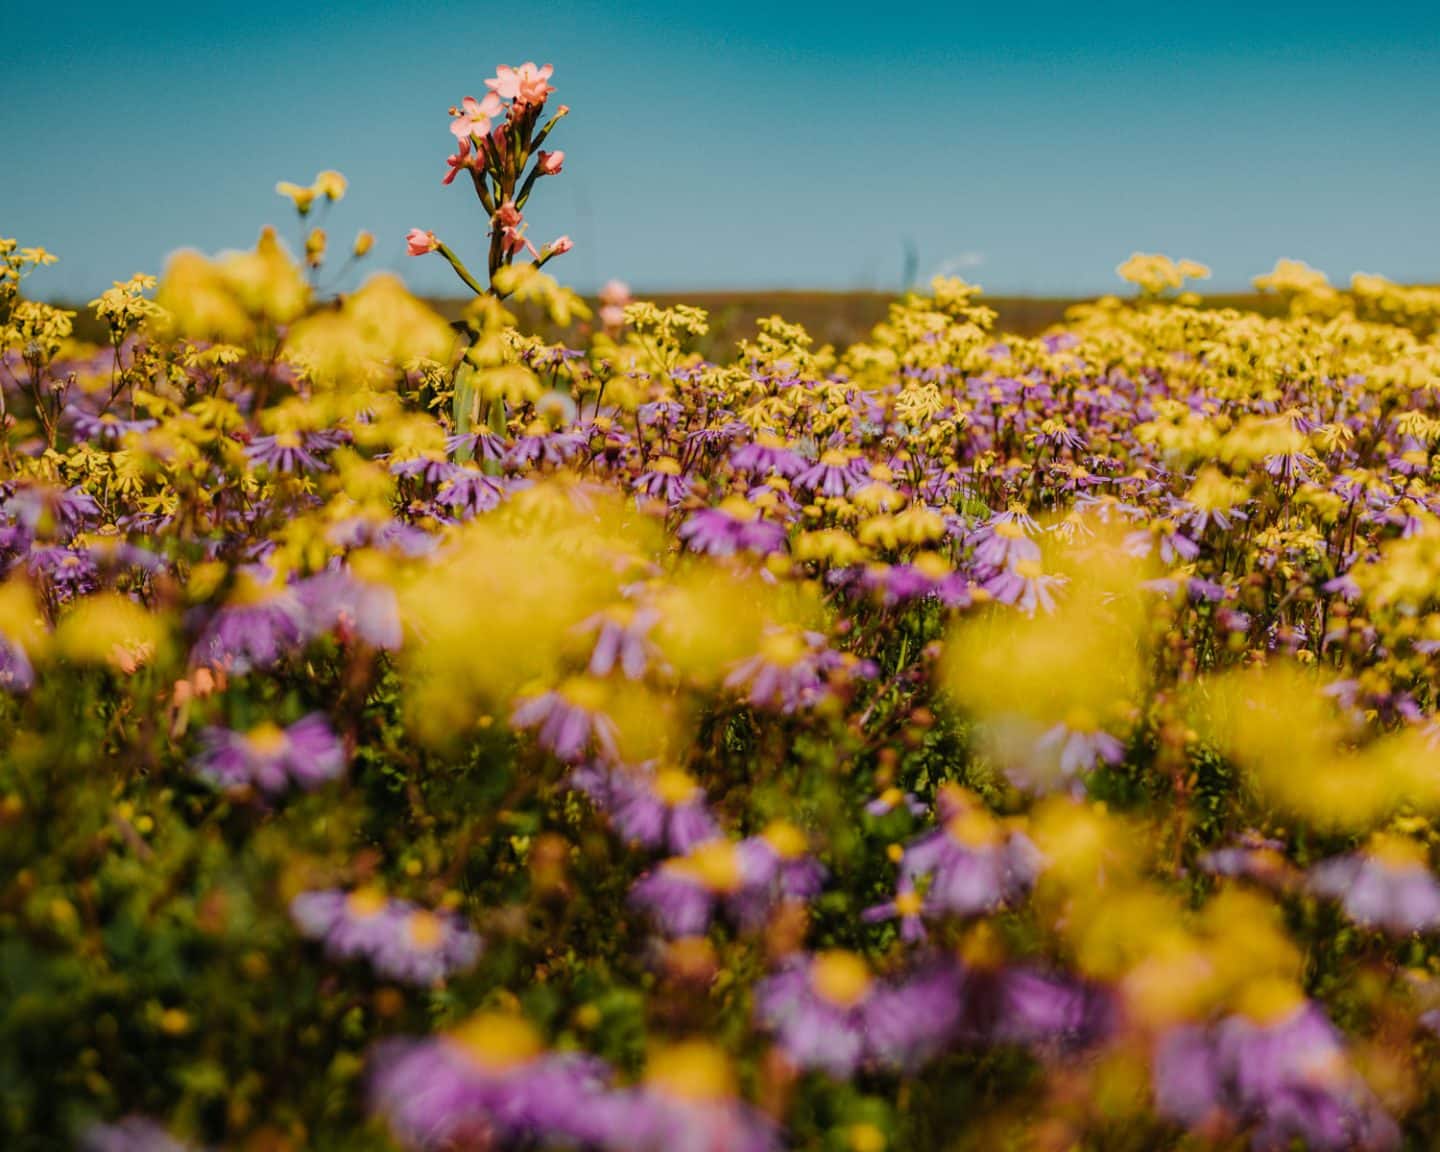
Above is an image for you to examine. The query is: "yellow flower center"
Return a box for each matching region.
[1064,707,1098,733]
[820,450,849,467]
[682,840,744,894]
[346,886,388,919]
[913,552,951,579]
[759,630,808,667]
[448,1012,544,1073]
[811,950,873,1007]
[653,768,700,806]
[894,890,924,918]
[1235,977,1305,1027]
[645,1041,737,1103]
[762,820,808,859]
[946,808,1003,849]
[652,456,682,476]
[558,677,608,712]
[1368,833,1428,871]
[405,910,445,951]
[246,722,290,757]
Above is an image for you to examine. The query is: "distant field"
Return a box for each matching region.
[430,289,1290,354]
[59,289,1286,350]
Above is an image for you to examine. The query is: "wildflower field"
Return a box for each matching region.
[10,62,1440,1152]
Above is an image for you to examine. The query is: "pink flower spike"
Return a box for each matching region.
[537,150,565,176]
[406,229,439,256]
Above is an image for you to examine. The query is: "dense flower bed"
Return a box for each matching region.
[8,63,1440,1152]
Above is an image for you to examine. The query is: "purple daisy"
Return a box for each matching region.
[370,1013,612,1149]
[1308,835,1440,935]
[511,678,620,764]
[1154,989,1399,1152]
[677,499,787,558]
[593,1042,779,1152]
[191,713,345,796]
[570,762,719,853]
[290,888,481,985]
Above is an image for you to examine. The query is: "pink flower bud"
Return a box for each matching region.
[493,200,523,230]
[547,236,574,256]
[406,229,439,256]
[537,150,565,176]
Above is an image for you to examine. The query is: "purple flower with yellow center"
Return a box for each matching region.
[66,407,157,444]
[5,483,101,539]
[445,428,507,463]
[80,1117,199,1152]
[1154,981,1399,1152]
[972,517,1041,572]
[794,448,867,497]
[730,432,807,479]
[629,839,749,936]
[504,427,586,470]
[245,429,330,473]
[577,602,659,680]
[677,496,787,557]
[1200,830,1296,889]
[511,677,620,764]
[435,468,506,516]
[290,887,481,985]
[370,1011,612,1150]
[1308,833,1440,935]
[865,787,927,818]
[192,714,345,795]
[982,559,1066,615]
[1034,709,1127,781]
[732,820,827,927]
[1123,519,1200,566]
[871,790,1042,929]
[389,453,454,485]
[724,627,850,714]
[754,949,878,1076]
[759,950,966,1077]
[190,574,306,674]
[572,762,719,853]
[593,1041,779,1152]
[634,456,691,506]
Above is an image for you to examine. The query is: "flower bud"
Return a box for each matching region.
[405,228,439,256]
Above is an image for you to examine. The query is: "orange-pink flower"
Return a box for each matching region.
[405,229,439,256]
[485,62,555,108]
[546,236,574,256]
[537,149,565,176]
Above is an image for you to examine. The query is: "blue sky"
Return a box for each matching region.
[5,0,1439,298]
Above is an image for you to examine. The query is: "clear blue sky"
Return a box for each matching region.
[5,0,1439,299]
